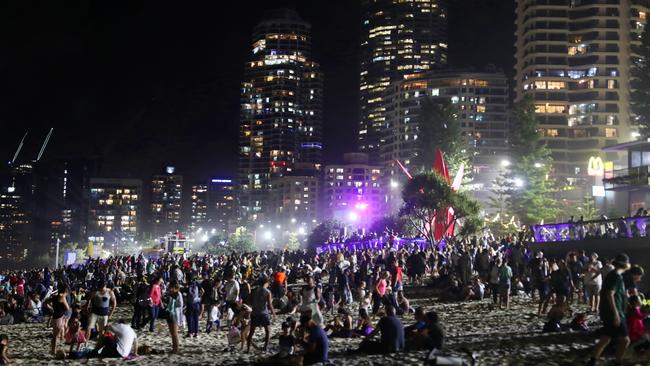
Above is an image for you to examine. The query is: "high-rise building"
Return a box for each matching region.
[150,167,183,238]
[189,184,208,233]
[87,178,141,247]
[239,9,323,220]
[269,168,320,225]
[208,178,237,235]
[514,0,650,186]
[382,70,510,209]
[359,0,448,162]
[324,153,385,227]
[0,187,27,260]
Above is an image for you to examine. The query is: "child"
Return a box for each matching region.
[206,302,220,334]
[234,304,251,351]
[278,321,296,357]
[0,334,10,365]
[627,295,650,358]
[65,313,87,352]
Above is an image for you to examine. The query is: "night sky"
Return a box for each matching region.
[0,0,514,185]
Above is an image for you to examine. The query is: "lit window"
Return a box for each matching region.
[605,128,617,138]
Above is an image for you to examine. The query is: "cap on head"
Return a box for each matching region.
[613,253,631,269]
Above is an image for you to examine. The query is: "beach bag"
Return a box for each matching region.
[227,326,241,345]
[427,349,472,366]
[209,306,220,322]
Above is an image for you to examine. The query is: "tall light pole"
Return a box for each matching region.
[55,238,60,268]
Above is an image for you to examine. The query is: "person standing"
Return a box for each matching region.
[247,276,276,352]
[584,253,603,313]
[148,276,162,332]
[86,280,116,340]
[164,281,182,354]
[185,275,203,338]
[498,259,513,310]
[50,284,70,355]
[587,253,632,366]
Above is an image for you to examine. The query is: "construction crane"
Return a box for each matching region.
[36,128,54,162]
[10,131,28,165]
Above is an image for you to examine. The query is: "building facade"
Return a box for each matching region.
[87,178,141,247]
[0,187,27,260]
[189,184,208,233]
[208,178,237,235]
[239,9,323,220]
[150,167,183,238]
[514,0,650,186]
[269,170,320,226]
[323,153,385,227]
[359,0,448,163]
[382,71,510,209]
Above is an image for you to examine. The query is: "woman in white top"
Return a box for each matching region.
[584,253,603,313]
[300,276,323,327]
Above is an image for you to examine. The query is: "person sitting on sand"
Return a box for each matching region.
[569,313,589,332]
[278,321,296,357]
[325,307,353,338]
[359,305,405,354]
[299,310,329,365]
[396,291,414,315]
[64,312,87,353]
[91,320,138,359]
[0,334,11,365]
[353,308,374,337]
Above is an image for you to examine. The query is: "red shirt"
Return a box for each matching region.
[627,306,647,343]
[150,284,162,306]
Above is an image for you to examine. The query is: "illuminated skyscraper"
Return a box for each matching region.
[88,178,141,247]
[208,178,237,235]
[359,0,448,162]
[514,0,650,186]
[150,167,183,238]
[323,153,385,227]
[239,9,323,220]
[189,184,208,233]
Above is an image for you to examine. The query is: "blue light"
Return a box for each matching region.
[301,143,323,149]
[211,179,232,184]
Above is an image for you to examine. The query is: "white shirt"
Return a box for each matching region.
[111,323,136,358]
[225,280,240,302]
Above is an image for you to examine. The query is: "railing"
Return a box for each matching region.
[603,165,650,188]
[316,237,430,254]
[531,216,650,242]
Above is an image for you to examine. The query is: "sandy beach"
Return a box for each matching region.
[1,286,616,366]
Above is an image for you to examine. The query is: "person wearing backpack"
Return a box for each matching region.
[498,259,513,310]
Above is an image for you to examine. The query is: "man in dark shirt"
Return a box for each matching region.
[361,305,405,354]
[587,253,632,366]
[300,311,328,365]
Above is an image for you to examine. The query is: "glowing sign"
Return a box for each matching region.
[211,179,232,184]
[166,166,175,174]
[587,156,604,176]
[592,185,605,197]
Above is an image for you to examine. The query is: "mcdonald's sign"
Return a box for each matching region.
[587,156,604,176]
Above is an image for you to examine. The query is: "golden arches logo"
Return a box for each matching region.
[588,156,604,176]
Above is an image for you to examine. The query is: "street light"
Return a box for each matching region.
[390,180,399,189]
[263,231,273,240]
[298,227,306,235]
[348,211,359,222]
[534,162,542,168]
[500,160,511,167]
[291,218,297,223]
[514,177,525,188]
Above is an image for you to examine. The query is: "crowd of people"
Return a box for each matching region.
[0,231,647,365]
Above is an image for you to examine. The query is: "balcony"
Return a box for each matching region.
[603,165,650,190]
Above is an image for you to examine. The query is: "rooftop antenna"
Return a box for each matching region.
[36,128,53,162]
[11,131,28,164]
